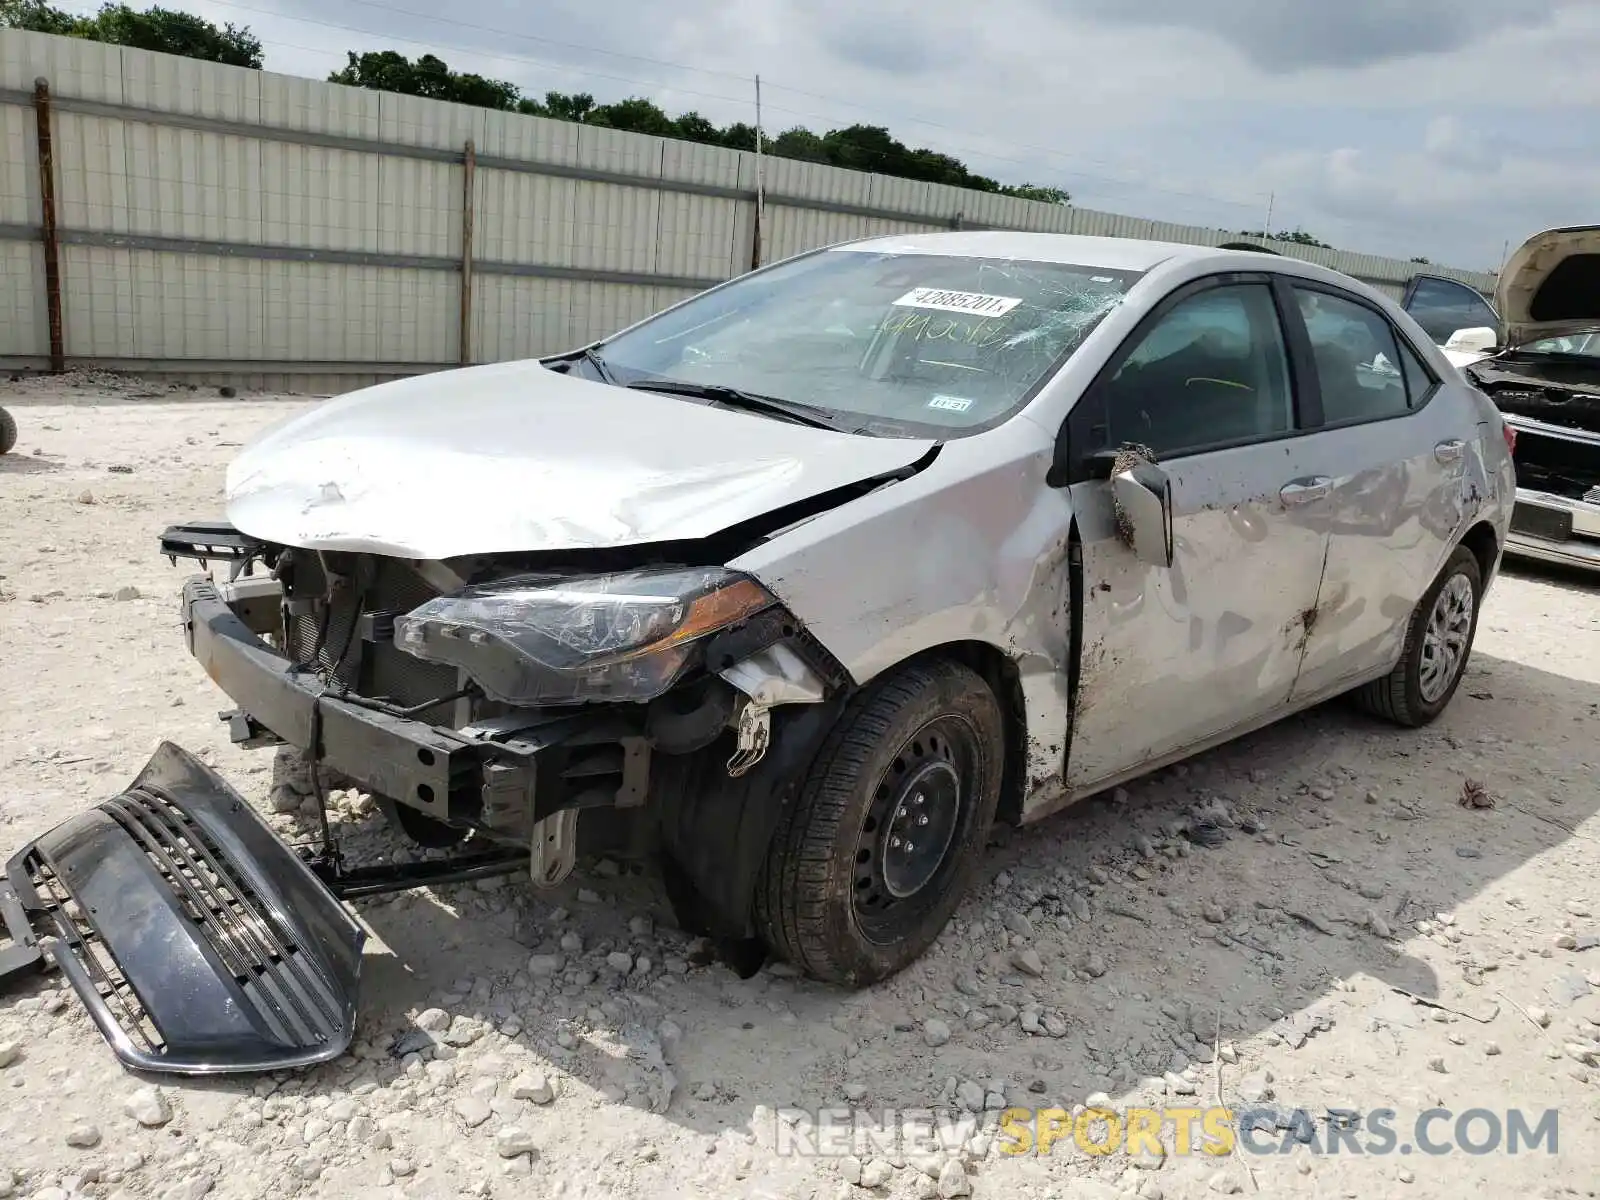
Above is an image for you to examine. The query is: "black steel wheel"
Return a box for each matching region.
[754,657,1004,986]
[377,796,470,848]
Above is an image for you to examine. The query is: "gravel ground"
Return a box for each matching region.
[1,372,1598,1200]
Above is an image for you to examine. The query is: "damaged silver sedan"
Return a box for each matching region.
[1,232,1516,1074]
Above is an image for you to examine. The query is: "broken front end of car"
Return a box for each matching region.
[1,521,855,1074]
[1467,359,1600,570]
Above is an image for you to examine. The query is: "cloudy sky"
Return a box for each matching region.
[152,0,1600,270]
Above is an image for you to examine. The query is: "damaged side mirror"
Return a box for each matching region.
[1111,460,1174,568]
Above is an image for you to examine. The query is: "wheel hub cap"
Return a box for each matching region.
[1419,572,1474,703]
[880,760,961,899]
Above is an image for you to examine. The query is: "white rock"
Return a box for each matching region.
[923,1019,952,1048]
[455,1096,494,1127]
[527,954,565,977]
[445,1016,486,1047]
[303,1116,331,1144]
[159,1175,214,1200]
[389,1158,416,1178]
[1527,1006,1552,1028]
[495,1127,537,1158]
[511,1072,555,1104]
[936,1160,972,1197]
[415,1008,451,1032]
[1011,948,1045,977]
[860,1159,894,1188]
[0,1042,19,1069]
[843,1081,868,1102]
[66,1123,102,1149]
[837,1156,863,1185]
[606,952,635,973]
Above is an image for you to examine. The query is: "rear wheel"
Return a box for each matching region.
[0,407,16,456]
[754,658,1004,986]
[1355,544,1483,726]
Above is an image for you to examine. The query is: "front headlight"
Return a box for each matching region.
[393,567,777,705]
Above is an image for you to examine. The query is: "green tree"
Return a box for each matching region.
[586,96,677,137]
[1003,183,1071,205]
[2,1,262,67]
[329,50,518,109]
[1242,227,1331,249]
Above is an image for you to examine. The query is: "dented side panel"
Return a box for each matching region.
[1063,443,1330,794]
[728,420,1078,807]
[1289,393,1479,700]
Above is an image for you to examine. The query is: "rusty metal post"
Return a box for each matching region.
[33,77,65,373]
[458,139,475,366]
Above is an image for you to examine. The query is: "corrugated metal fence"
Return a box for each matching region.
[0,30,1500,393]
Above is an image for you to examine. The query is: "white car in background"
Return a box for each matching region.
[1431,226,1600,572]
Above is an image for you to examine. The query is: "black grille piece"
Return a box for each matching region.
[8,742,366,1074]
[1509,502,1575,543]
[1512,427,1600,501]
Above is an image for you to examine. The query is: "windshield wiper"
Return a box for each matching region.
[581,346,619,384]
[624,378,851,432]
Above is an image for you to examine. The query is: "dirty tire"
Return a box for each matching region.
[753,657,1004,987]
[1355,543,1483,727]
[0,407,16,456]
[377,796,470,848]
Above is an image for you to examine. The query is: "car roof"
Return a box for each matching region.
[829,230,1250,274]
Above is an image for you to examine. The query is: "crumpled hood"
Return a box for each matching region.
[225,360,935,559]
[1496,225,1600,347]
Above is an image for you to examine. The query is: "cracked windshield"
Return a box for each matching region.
[588,250,1138,434]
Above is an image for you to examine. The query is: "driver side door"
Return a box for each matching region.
[1059,274,1332,793]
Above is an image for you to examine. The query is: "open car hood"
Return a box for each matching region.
[1496,225,1600,348]
[225,360,936,559]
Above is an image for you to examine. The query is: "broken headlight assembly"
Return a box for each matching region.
[393,567,777,705]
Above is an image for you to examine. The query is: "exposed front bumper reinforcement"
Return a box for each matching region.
[3,742,366,1075]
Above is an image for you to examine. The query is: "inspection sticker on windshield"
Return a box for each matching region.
[927,394,973,412]
[893,288,1022,318]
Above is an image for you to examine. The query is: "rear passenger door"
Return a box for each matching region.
[1281,280,1464,700]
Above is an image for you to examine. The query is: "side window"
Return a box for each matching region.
[1395,336,1438,408]
[1403,276,1498,345]
[1294,287,1410,424]
[1103,283,1293,457]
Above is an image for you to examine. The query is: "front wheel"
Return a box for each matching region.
[1355,544,1483,727]
[754,658,1005,986]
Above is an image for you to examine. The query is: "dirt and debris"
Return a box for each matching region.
[1460,778,1499,809]
[1,380,1599,1199]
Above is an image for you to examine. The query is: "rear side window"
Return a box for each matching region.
[1404,276,1498,345]
[1396,337,1438,408]
[1294,287,1410,425]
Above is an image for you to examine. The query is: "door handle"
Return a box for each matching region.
[1434,439,1465,464]
[1279,476,1332,506]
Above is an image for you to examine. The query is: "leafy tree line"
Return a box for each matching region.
[2,1,1070,203]
[328,49,1069,202]
[1,0,261,67]
[1239,228,1331,249]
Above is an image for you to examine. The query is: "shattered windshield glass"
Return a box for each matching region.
[583,249,1140,436]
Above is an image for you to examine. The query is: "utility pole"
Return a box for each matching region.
[1262,191,1274,238]
[750,74,766,271]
